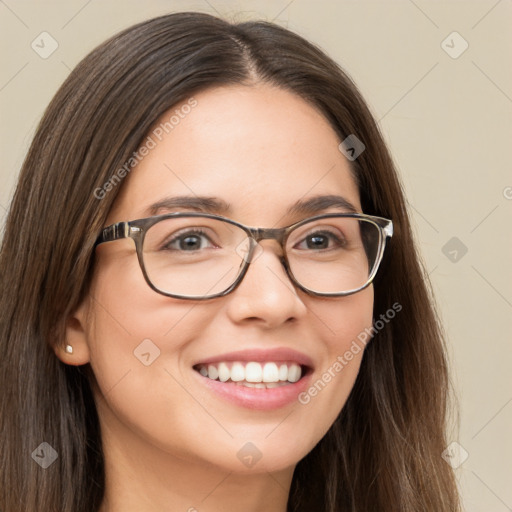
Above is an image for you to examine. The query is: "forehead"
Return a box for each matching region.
[107,84,361,225]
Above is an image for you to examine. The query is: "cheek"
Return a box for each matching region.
[84,254,226,459]
[89,244,213,341]
[314,285,374,357]
[84,249,215,398]
[296,286,374,431]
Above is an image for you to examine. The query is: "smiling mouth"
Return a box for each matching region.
[193,361,309,389]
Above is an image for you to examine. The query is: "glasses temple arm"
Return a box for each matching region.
[383,220,393,238]
[95,221,130,246]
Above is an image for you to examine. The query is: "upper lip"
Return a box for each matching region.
[193,347,314,369]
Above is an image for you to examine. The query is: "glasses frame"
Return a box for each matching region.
[95,212,393,300]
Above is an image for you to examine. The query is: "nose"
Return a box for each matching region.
[225,240,308,328]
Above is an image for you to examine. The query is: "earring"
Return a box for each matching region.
[65,344,74,354]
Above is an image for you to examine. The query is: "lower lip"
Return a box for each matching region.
[193,370,312,410]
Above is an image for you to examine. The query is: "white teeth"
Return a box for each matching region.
[262,362,279,382]
[198,361,304,384]
[287,363,301,383]
[218,362,230,382]
[207,364,218,380]
[230,362,245,382]
[245,362,263,383]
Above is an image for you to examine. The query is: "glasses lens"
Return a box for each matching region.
[142,216,249,298]
[141,215,383,298]
[286,216,382,295]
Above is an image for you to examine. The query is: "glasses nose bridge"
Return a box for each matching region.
[249,226,287,247]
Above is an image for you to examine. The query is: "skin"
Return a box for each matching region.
[57,84,374,512]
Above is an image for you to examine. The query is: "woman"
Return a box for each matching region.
[0,11,461,512]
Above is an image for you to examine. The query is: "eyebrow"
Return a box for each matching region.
[146,193,359,217]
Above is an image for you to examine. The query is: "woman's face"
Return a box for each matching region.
[65,84,373,475]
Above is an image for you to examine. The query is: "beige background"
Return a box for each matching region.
[1,1,511,510]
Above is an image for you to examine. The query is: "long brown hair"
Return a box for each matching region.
[0,12,460,511]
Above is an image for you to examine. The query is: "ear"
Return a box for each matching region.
[54,298,92,366]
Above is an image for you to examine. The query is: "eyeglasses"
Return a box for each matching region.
[95,212,393,300]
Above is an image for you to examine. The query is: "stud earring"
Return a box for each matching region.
[65,344,74,354]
